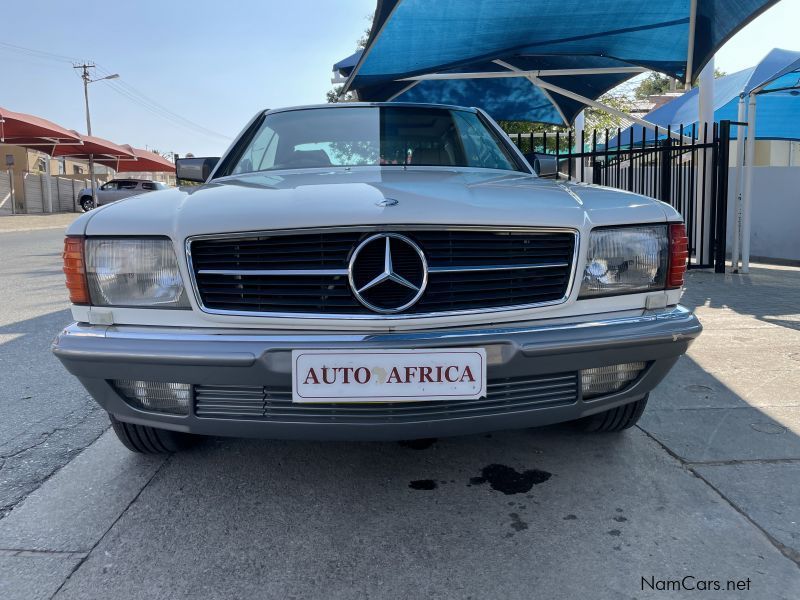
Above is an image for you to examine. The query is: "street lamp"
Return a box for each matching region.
[75,65,119,208]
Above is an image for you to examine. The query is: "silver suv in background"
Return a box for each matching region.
[79,179,168,211]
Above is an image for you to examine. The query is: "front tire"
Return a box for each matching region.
[575,395,649,432]
[109,415,198,453]
[80,196,94,212]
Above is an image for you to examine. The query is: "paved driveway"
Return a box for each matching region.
[0,217,798,599]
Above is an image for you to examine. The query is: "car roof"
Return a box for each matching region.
[263,102,479,117]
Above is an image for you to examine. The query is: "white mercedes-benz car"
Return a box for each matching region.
[53,103,700,453]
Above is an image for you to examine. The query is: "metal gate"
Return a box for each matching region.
[0,171,12,215]
[509,121,732,272]
[23,173,44,213]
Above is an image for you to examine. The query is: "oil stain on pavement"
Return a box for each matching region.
[408,479,437,490]
[509,512,529,531]
[469,464,552,495]
[406,460,552,497]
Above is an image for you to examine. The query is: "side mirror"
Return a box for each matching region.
[176,157,220,183]
[525,153,559,178]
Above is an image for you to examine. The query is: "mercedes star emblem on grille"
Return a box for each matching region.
[348,233,428,314]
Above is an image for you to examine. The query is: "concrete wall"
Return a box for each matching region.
[728,140,800,167]
[727,166,800,263]
[0,144,112,212]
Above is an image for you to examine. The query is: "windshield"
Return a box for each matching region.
[227,106,525,175]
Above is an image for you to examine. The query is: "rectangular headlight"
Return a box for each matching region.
[86,238,190,308]
[581,362,647,399]
[579,225,668,298]
[113,380,191,414]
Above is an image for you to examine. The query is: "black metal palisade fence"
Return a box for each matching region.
[508,120,732,272]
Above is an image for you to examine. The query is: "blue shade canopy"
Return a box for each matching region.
[333,51,361,76]
[742,47,800,93]
[338,52,641,124]
[614,48,800,143]
[345,0,779,94]
[394,77,568,124]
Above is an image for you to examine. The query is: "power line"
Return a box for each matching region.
[0,41,231,141]
[0,40,76,63]
[110,81,231,141]
[93,64,231,140]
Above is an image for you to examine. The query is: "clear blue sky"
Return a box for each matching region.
[0,0,375,157]
[0,0,797,157]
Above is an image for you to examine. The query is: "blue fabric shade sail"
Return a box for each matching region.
[333,51,361,76]
[346,0,778,86]
[614,48,800,143]
[339,0,779,125]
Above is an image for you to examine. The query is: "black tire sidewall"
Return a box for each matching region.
[575,395,649,433]
[109,415,198,453]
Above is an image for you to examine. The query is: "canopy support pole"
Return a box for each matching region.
[696,58,715,265]
[386,81,420,101]
[401,65,688,140]
[527,76,688,141]
[573,110,585,149]
[730,96,747,272]
[741,93,758,273]
[685,0,698,89]
[402,66,648,81]
[493,60,569,125]
[43,151,54,214]
[573,110,585,177]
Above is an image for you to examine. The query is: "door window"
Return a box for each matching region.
[232,124,278,174]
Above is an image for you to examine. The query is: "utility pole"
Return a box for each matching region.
[74,63,98,208]
[73,63,119,208]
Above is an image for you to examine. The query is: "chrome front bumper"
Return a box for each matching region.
[52,306,701,441]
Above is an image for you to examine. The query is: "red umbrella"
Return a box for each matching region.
[97,145,175,172]
[51,131,136,160]
[0,106,82,148]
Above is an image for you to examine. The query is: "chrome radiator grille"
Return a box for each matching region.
[188,228,576,317]
[194,373,579,422]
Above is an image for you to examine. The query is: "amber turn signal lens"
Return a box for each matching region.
[63,236,90,305]
[667,223,689,289]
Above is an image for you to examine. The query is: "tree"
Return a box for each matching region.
[584,89,637,133]
[635,72,673,99]
[584,68,727,134]
[635,68,726,99]
[498,121,565,134]
[326,86,350,103]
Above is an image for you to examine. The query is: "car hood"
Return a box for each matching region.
[73,167,679,238]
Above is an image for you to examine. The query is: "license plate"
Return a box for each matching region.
[291,348,487,403]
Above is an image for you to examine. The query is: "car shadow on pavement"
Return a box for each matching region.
[682,265,800,332]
